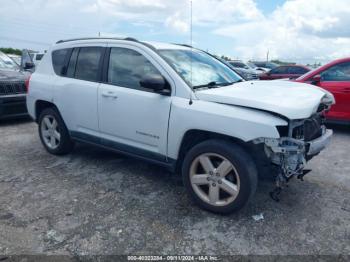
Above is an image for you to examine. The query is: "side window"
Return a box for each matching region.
[52,49,70,76]
[288,66,308,74]
[66,48,79,78]
[107,47,162,91]
[75,47,103,82]
[270,67,287,74]
[321,62,350,81]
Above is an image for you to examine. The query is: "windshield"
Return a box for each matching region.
[0,52,20,70]
[159,49,242,89]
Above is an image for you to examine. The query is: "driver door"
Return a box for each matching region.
[98,46,173,160]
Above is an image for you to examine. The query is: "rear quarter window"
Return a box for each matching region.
[52,49,70,76]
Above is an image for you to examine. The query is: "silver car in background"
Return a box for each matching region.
[228,60,261,80]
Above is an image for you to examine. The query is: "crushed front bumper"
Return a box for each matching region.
[254,127,333,178]
[307,129,332,156]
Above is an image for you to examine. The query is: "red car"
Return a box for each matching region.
[259,65,310,80]
[296,57,350,123]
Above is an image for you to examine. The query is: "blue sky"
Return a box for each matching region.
[255,0,286,14]
[0,0,349,64]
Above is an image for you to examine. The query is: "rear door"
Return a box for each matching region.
[318,62,350,121]
[53,45,106,136]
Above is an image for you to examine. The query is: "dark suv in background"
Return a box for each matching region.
[0,51,32,119]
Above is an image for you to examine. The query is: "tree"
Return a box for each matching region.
[271,59,296,65]
[220,55,231,61]
[0,47,22,56]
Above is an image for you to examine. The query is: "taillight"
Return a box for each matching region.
[25,75,31,93]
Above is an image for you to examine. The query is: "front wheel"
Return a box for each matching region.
[182,139,258,214]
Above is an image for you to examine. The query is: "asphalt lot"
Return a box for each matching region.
[0,119,349,257]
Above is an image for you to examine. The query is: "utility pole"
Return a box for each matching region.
[266,50,269,62]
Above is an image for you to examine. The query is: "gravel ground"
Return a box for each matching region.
[0,119,349,258]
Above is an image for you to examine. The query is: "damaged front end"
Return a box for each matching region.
[253,100,333,201]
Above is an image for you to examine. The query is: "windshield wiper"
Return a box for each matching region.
[192,80,243,90]
[192,81,218,89]
[212,80,243,87]
[215,82,235,86]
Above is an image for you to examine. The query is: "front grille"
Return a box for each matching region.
[292,125,304,140]
[292,115,323,142]
[0,81,26,95]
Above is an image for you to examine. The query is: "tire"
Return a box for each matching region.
[38,107,74,155]
[182,139,258,214]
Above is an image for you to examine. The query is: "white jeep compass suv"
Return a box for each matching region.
[27,37,334,214]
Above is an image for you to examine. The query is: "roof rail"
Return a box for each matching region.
[55,37,161,53]
[56,37,138,44]
[174,43,193,48]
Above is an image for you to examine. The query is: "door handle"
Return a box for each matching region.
[102,91,118,99]
[341,88,350,93]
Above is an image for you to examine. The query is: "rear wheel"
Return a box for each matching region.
[182,139,258,214]
[38,107,74,155]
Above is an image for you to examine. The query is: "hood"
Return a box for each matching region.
[0,69,27,82]
[195,80,334,119]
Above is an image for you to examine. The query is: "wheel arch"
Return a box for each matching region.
[174,129,254,174]
[35,100,58,122]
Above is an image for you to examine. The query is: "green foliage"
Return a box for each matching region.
[220,55,231,61]
[271,59,296,65]
[0,47,22,56]
[306,62,322,68]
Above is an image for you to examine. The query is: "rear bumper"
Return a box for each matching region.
[0,94,28,119]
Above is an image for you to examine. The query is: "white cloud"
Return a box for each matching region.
[165,12,190,34]
[84,0,262,33]
[214,0,350,62]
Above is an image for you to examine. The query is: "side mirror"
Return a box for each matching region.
[24,62,35,70]
[311,74,321,85]
[140,74,171,95]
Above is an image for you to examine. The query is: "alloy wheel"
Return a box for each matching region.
[41,115,61,149]
[189,153,240,206]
